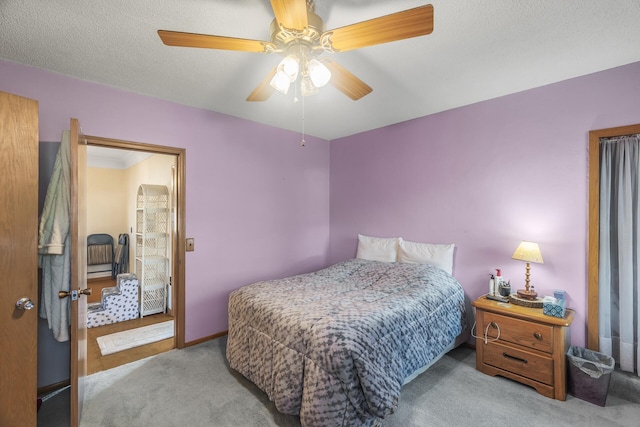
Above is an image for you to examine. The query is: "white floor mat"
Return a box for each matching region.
[96,320,174,356]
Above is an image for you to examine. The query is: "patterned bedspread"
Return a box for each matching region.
[226,258,467,427]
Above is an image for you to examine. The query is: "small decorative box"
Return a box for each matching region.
[543,299,566,318]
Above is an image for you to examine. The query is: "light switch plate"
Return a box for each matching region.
[186,238,195,252]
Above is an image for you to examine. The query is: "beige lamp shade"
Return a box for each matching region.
[512,241,544,264]
[512,241,543,300]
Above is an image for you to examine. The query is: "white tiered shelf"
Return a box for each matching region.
[135,184,169,317]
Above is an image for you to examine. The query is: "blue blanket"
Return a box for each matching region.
[227,259,467,426]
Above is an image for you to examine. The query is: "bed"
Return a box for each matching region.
[226,258,468,427]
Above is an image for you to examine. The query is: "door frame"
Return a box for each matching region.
[71,118,89,427]
[587,123,640,350]
[84,135,186,348]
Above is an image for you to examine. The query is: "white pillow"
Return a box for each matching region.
[356,234,402,262]
[397,240,455,275]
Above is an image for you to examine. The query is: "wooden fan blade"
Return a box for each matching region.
[324,5,433,52]
[320,59,372,101]
[158,30,275,53]
[270,0,308,31]
[247,66,278,101]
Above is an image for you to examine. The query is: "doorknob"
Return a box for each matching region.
[16,297,34,310]
[58,288,92,299]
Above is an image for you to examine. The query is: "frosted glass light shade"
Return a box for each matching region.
[270,54,300,94]
[307,58,331,88]
[279,55,299,82]
[270,70,291,94]
[512,241,544,263]
[300,75,319,96]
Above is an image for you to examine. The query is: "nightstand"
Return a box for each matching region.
[472,296,575,400]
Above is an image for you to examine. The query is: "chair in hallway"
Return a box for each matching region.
[87,233,115,279]
[113,233,130,277]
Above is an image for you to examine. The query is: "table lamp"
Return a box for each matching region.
[512,241,544,300]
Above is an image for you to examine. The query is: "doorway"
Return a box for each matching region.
[84,135,186,354]
[85,145,177,374]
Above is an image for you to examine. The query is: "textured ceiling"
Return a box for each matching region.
[2,0,640,140]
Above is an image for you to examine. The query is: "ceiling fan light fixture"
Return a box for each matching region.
[307,58,331,88]
[270,70,292,94]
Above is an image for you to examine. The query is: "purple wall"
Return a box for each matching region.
[0,60,330,343]
[329,61,640,348]
[5,57,640,352]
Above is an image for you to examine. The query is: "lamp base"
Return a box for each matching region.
[509,294,544,308]
[517,288,538,300]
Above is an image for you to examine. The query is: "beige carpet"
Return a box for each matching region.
[80,336,640,427]
[96,320,174,356]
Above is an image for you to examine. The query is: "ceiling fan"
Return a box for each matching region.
[158,1,434,102]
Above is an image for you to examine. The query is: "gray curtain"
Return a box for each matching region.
[599,134,640,375]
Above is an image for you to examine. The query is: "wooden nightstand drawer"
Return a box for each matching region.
[483,311,553,353]
[483,340,553,385]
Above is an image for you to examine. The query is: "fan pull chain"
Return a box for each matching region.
[298,44,305,147]
[300,94,306,147]
[292,81,305,147]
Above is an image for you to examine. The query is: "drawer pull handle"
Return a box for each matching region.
[478,322,501,344]
[533,332,543,341]
[503,353,528,364]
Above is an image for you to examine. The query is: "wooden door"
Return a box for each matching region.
[69,118,88,426]
[0,92,39,425]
